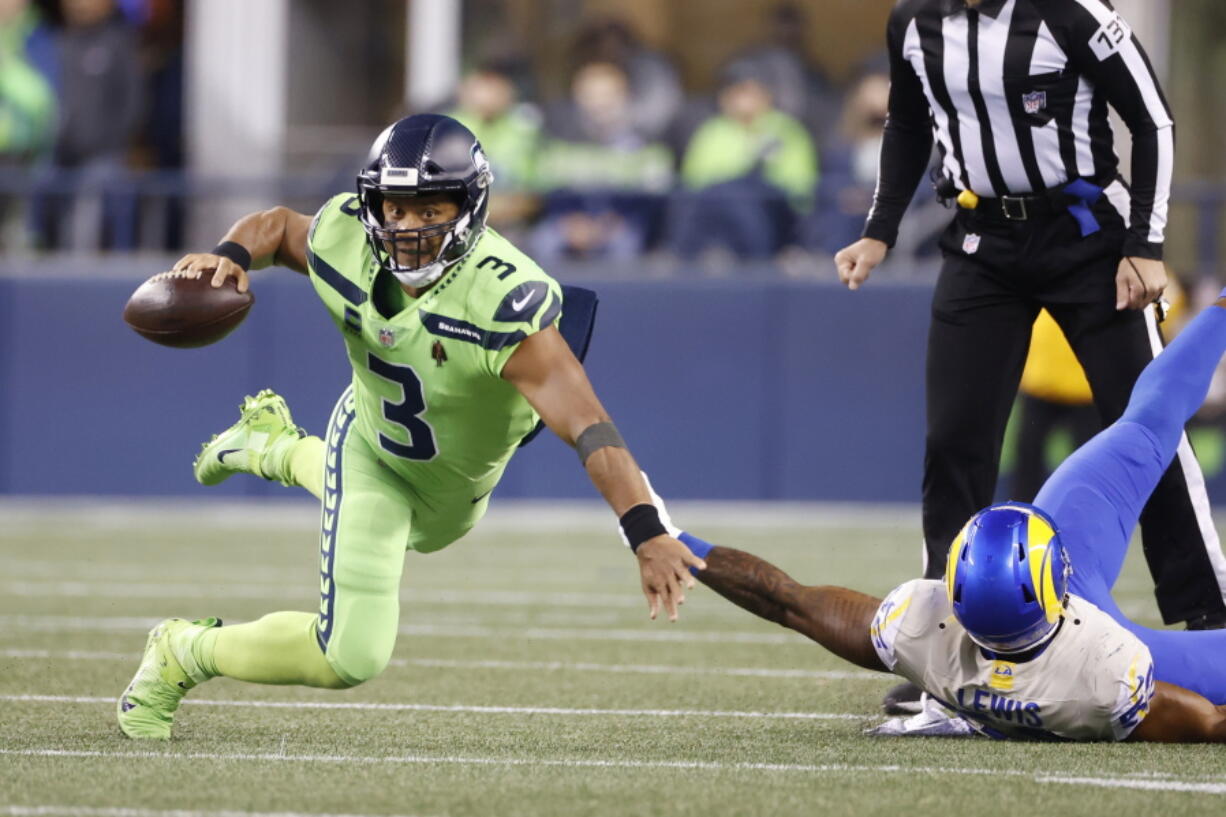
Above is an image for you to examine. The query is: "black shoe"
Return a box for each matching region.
[882,680,924,715]
[1185,612,1226,630]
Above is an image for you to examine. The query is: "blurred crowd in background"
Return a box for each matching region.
[440,7,877,266]
[6,0,1226,485]
[0,0,182,252]
[0,0,953,265]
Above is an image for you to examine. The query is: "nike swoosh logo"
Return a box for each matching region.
[218,448,242,462]
[511,292,535,311]
[471,490,492,504]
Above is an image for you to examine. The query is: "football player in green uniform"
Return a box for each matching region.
[117,114,705,740]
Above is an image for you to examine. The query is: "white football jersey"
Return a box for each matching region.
[870,579,1155,741]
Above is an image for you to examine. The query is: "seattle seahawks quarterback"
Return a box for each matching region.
[664,292,1226,742]
[116,114,705,740]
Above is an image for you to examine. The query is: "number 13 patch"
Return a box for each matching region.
[1089,13,1132,61]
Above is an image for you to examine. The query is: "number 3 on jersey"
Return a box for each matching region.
[367,352,438,461]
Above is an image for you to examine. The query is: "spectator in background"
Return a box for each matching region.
[532,60,673,263]
[0,0,56,247]
[136,0,185,250]
[730,3,840,149]
[671,63,817,261]
[570,16,682,144]
[32,0,143,251]
[5,0,55,83]
[445,61,542,235]
[802,70,888,255]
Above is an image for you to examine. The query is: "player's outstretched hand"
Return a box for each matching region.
[171,253,251,294]
[834,238,888,291]
[1115,256,1166,311]
[635,535,707,622]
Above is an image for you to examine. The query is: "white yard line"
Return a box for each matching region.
[1035,775,1226,794]
[0,561,313,584]
[397,623,802,644]
[9,571,1157,625]
[0,581,648,609]
[0,616,807,645]
[0,695,864,721]
[1,649,134,661]
[0,808,436,817]
[401,657,881,680]
[0,498,922,533]
[2,748,1223,794]
[0,649,882,681]
[0,616,160,632]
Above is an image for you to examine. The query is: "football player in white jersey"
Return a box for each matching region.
[665,290,1226,742]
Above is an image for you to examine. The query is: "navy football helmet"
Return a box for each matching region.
[356,114,493,287]
[945,503,1072,654]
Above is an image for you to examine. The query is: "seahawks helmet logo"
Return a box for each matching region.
[472,144,493,188]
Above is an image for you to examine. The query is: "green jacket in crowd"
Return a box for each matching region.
[0,7,55,158]
[681,110,818,209]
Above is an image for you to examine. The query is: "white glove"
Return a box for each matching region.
[865,694,978,739]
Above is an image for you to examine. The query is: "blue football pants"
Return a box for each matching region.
[1035,297,1226,702]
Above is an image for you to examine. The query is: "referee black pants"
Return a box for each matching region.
[921,198,1226,625]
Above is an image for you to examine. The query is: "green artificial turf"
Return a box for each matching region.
[1,500,1224,817]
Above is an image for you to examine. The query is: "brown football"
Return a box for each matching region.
[123,270,255,348]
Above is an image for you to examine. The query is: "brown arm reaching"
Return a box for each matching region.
[502,327,646,513]
[223,206,313,275]
[169,206,313,293]
[501,327,705,622]
[1128,681,1226,743]
[698,546,887,672]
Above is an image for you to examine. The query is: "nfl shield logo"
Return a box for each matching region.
[378,327,396,347]
[963,233,981,255]
[1022,90,1047,114]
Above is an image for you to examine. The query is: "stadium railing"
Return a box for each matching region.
[0,169,1223,278]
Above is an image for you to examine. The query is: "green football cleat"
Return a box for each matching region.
[193,389,304,486]
[117,617,220,740]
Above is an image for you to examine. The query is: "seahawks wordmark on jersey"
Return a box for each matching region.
[871,580,1154,741]
[306,193,563,494]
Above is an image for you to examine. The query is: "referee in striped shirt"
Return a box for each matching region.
[835,0,1226,711]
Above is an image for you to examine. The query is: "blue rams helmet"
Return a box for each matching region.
[356,114,493,288]
[945,503,1072,654]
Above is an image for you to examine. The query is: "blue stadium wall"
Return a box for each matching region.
[7,271,1223,502]
[3,271,922,500]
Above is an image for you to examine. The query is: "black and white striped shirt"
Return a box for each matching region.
[864,0,1173,259]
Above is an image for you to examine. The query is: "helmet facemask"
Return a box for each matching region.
[359,195,481,288]
[355,114,495,289]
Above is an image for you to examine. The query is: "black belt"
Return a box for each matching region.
[962,191,1065,222]
[951,176,1116,230]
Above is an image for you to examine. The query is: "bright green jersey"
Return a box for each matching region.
[305,193,563,494]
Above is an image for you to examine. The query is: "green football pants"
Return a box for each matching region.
[315,385,493,686]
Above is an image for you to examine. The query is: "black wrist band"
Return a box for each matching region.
[620,503,668,553]
[212,241,252,272]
